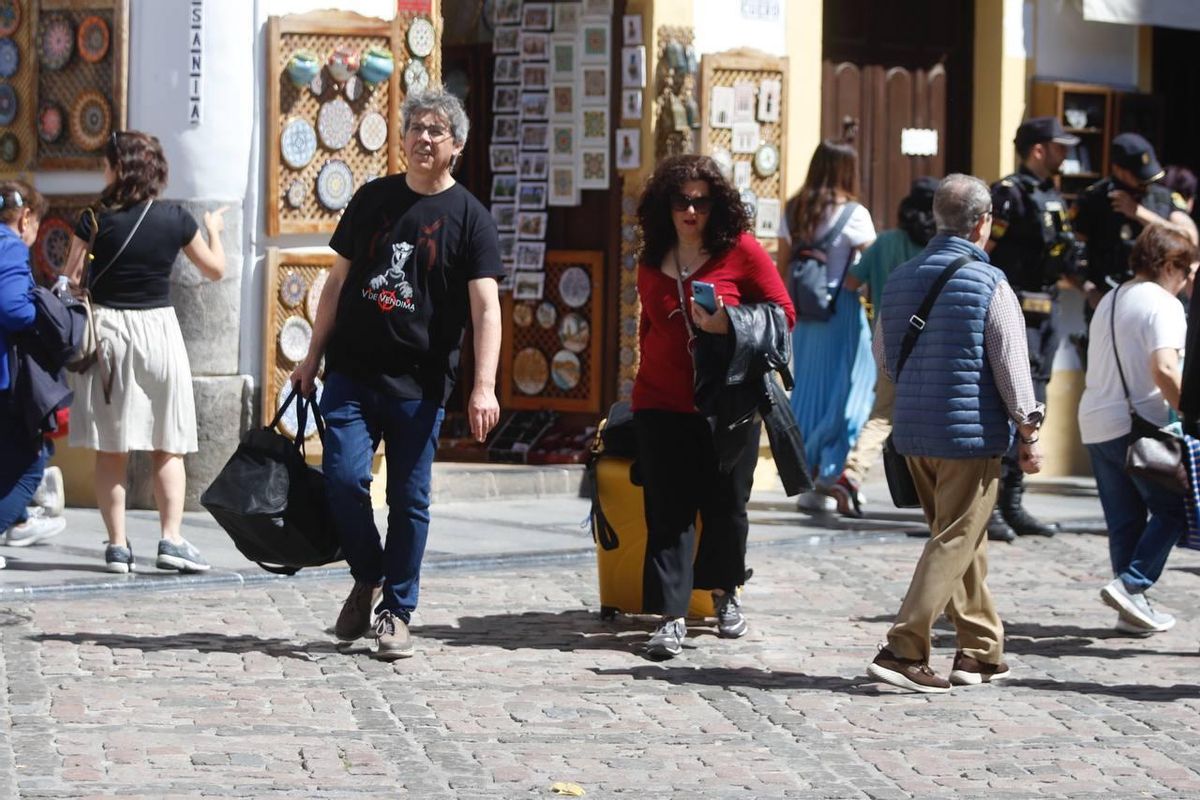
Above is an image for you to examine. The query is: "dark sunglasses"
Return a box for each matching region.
[670,193,713,213]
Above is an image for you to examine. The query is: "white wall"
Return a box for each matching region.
[1033,0,1140,88]
[692,0,786,57]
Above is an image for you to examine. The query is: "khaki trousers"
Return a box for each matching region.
[886,455,1004,665]
[843,366,894,486]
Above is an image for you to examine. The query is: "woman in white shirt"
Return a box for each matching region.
[778,141,876,511]
[1079,224,1198,636]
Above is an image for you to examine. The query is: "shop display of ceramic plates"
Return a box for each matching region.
[558,312,589,354]
[37,101,63,143]
[306,269,327,324]
[403,59,428,94]
[358,110,387,152]
[0,131,17,163]
[550,350,581,391]
[37,218,72,273]
[77,15,110,63]
[309,71,325,97]
[39,13,73,71]
[317,98,354,150]
[557,266,590,308]
[513,347,549,396]
[342,74,362,102]
[278,314,313,363]
[407,17,436,58]
[275,377,323,440]
[70,90,111,152]
[280,117,317,169]
[0,82,15,126]
[512,302,533,328]
[279,270,306,307]
[0,38,18,78]
[285,179,305,208]
[316,159,353,211]
[0,0,19,38]
[535,300,557,329]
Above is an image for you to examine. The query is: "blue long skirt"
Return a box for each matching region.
[789,287,877,488]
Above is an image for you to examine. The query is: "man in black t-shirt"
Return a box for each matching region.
[292,88,503,660]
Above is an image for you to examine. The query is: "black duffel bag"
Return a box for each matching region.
[200,387,340,574]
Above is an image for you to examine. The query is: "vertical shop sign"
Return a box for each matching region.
[189,0,203,125]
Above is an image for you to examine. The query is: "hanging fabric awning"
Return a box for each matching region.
[1083,0,1200,32]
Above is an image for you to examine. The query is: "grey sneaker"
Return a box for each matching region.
[6,507,66,546]
[646,617,686,660]
[32,466,64,517]
[373,610,414,661]
[713,591,748,638]
[156,538,211,572]
[105,543,135,574]
[1101,578,1175,632]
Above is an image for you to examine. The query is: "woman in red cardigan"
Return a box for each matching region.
[633,154,795,659]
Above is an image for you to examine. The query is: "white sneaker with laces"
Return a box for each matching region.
[1101,578,1175,632]
[32,466,64,517]
[6,507,66,547]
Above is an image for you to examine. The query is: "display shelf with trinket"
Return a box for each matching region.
[266,8,443,235]
[29,192,91,283]
[34,0,129,171]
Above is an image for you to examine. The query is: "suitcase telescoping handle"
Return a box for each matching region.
[270,385,327,453]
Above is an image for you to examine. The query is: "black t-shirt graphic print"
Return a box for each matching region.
[326,175,503,404]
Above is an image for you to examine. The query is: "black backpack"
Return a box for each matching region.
[200,389,340,574]
[787,202,859,321]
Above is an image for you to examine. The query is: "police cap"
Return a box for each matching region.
[1111,132,1165,184]
[1014,117,1080,151]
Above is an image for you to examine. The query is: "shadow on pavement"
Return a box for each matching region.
[590,664,875,693]
[27,631,336,660]
[1004,679,1200,701]
[413,609,669,654]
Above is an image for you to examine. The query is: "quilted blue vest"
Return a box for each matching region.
[881,234,1013,459]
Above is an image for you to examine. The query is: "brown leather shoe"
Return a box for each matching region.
[949,651,1011,685]
[334,580,381,642]
[373,610,414,661]
[866,647,951,693]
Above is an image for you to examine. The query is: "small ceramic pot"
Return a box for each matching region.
[286,49,320,87]
[359,46,394,86]
[326,47,359,84]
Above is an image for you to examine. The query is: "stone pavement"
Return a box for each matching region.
[2,473,1200,797]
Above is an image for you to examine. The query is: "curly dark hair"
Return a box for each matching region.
[636,154,749,269]
[101,130,168,209]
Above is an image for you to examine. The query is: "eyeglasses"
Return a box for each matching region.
[407,122,451,142]
[670,193,713,213]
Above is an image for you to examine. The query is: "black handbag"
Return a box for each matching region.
[200,387,341,574]
[882,255,974,508]
[1109,284,1188,495]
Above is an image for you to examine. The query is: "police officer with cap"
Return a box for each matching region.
[1073,132,1198,310]
[985,116,1077,541]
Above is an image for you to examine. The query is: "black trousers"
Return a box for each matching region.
[634,409,761,617]
[1002,310,1058,483]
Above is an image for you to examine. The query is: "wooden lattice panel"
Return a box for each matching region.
[36,0,129,171]
[500,250,603,413]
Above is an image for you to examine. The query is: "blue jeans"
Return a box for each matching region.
[0,392,44,531]
[1086,434,1186,593]
[320,372,444,621]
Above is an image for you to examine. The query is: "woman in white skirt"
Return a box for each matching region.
[64,131,226,573]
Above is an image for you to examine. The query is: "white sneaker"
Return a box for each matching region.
[0,555,6,569]
[1114,617,1157,637]
[1101,578,1175,632]
[6,507,66,547]
[32,466,64,517]
[796,490,835,512]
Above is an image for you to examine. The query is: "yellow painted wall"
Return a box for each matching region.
[972,0,1027,183]
[784,0,822,198]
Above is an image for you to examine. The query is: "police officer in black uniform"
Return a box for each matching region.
[985,117,1081,542]
[1073,132,1197,310]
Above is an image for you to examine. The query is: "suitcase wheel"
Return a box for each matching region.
[600,606,619,621]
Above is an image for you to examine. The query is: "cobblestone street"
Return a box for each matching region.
[2,527,1200,798]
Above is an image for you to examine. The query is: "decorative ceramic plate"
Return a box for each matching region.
[403,58,429,94]
[753,143,779,178]
[38,13,73,71]
[70,90,110,151]
[343,74,362,102]
[316,159,354,211]
[36,101,63,143]
[0,81,15,126]
[285,179,305,208]
[550,349,581,391]
[536,300,557,329]
[275,377,323,440]
[0,0,19,38]
[558,312,590,354]
[407,17,436,58]
[557,266,590,308]
[316,98,354,150]
[37,218,72,274]
[512,302,533,328]
[280,117,317,169]
[0,38,18,78]
[513,347,549,395]
[0,131,16,163]
[278,315,313,364]
[279,270,306,307]
[306,269,327,324]
[358,110,387,152]
[309,71,325,97]
[77,15,109,63]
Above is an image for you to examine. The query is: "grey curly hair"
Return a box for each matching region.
[400,86,470,146]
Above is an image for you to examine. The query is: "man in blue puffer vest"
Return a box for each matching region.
[866,174,1045,693]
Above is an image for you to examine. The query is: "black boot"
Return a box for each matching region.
[987,508,1016,542]
[999,473,1058,537]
